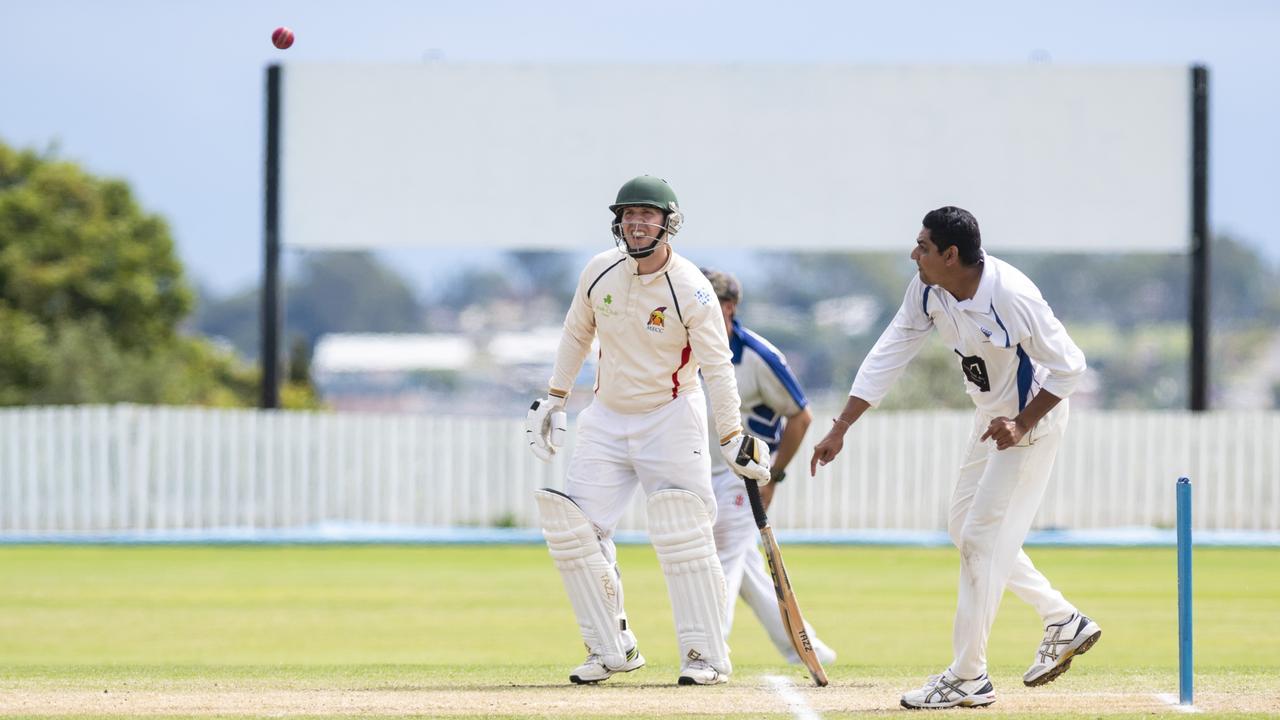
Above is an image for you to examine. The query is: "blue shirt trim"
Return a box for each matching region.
[747,403,783,446]
[922,285,931,315]
[731,319,808,409]
[989,302,1011,348]
[1015,344,1034,411]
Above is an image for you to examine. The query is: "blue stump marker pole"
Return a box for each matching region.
[1176,477,1193,705]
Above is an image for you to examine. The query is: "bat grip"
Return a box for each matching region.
[744,479,768,529]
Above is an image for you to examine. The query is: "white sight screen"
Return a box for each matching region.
[280,64,1190,253]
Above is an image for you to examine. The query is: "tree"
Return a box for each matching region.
[287,251,426,346]
[504,250,577,305]
[0,139,302,407]
[0,142,191,348]
[194,251,428,359]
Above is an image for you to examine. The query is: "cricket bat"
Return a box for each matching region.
[744,478,829,687]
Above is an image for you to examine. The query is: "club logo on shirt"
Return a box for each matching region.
[595,293,616,317]
[955,350,991,392]
[695,288,713,306]
[647,307,667,333]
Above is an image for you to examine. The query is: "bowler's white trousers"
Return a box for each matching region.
[564,391,718,619]
[949,400,1078,679]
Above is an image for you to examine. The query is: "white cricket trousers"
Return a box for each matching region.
[949,400,1077,679]
[564,391,718,610]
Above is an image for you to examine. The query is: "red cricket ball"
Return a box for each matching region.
[272,26,295,50]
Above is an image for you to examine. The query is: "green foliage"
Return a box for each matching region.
[0,143,191,349]
[755,251,912,313]
[30,317,252,405]
[194,251,427,359]
[1006,236,1280,330]
[288,251,425,345]
[504,250,580,306]
[0,139,298,407]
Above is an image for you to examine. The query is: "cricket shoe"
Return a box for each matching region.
[1023,613,1102,687]
[783,635,838,666]
[677,658,728,686]
[568,646,645,684]
[900,669,996,709]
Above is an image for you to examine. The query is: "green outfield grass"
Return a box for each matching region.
[1,544,1277,719]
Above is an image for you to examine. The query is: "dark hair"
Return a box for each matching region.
[922,206,982,265]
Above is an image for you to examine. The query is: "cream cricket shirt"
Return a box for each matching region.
[850,255,1086,419]
[550,248,745,443]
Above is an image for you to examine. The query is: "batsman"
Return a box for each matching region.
[526,176,772,686]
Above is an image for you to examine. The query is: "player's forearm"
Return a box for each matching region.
[830,396,872,435]
[691,330,745,442]
[771,407,812,476]
[547,332,593,396]
[548,291,596,392]
[1014,390,1061,433]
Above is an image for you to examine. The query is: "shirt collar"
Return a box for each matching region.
[627,245,677,284]
[954,252,994,312]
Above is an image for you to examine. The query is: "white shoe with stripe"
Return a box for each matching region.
[1023,613,1102,687]
[900,669,996,709]
[569,646,645,685]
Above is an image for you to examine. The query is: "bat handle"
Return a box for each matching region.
[744,479,768,529]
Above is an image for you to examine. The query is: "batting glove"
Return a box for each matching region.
[525,393,567,462]
[720,432,772,485]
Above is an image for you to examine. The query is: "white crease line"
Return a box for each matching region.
[763,674,823,720]
[1154,693,1201,712]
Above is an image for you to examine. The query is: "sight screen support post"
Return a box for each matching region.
[1190,65,1209,412]
[261,64,282,409]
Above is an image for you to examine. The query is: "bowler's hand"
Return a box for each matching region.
[981,416,1025,450]
[809,431,844,476]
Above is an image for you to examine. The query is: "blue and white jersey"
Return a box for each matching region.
[709,319,808,471]
[850,255,1086,419]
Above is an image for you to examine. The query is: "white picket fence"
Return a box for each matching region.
[1,404,1278,536]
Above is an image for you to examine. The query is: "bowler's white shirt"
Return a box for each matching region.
[851,255,1086,419]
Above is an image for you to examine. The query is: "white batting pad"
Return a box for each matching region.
[534,489,628,668]
[647,489,731,674]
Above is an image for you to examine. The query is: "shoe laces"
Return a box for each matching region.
[684,658,712,672]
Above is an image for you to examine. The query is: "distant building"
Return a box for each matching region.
[311,330,596,414]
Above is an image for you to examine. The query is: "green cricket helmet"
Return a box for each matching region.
[609,176,684,257]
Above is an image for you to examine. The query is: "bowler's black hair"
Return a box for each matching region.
[922,206,982,265]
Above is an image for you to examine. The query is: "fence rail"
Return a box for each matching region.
[1,405,1277,535]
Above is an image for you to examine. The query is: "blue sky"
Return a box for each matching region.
[2,0,1277,296]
